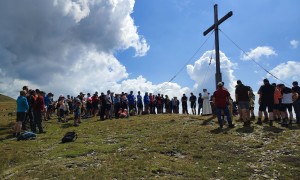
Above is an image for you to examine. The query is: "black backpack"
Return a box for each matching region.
[61,131,77,143]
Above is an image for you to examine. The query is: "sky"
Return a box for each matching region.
[0,0,299,106]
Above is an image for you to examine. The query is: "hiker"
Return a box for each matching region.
[119,109,128,118]
[292,81,300,124]
[235,80,251,127]
[156,94,163,114]
[32,89,46,133]
[73,100,81,126]
[257,79,275,126]
[213,82,235,129]
[279,84,293,126]
[24,89,36,132]
[127,91,135,113]
[248,88,255,120]
[143,92,150,114]
[14,90,29,137]
[197,93,203,115]
[189,92,197,115]
[181,94,188,114]
[137,91,143,115]
[114,94,121,118]
[273,83,282,122]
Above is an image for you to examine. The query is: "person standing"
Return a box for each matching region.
[279,84,293,126]
[127,91,135,112]
[143,92,150,114]
[202,89,212,115]
[137,91,143,115]
[248,88,256,120]
[235,80,251,127]
[189,93,197,115]
[181,94,188,114]
[257,79,275,126]
[14,90,29,137]
[33,89,45,133]
[292,81,300,124]
[197,93,203,115]
[213,82,235,128]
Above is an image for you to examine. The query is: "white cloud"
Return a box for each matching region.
[290,40,299,49]
[187,50,238,98]
[241,46,277,61]
[0,0,150,98]
[268,61,300,83]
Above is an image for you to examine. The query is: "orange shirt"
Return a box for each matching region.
[274,88,281,104]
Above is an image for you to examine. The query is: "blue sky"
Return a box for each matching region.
[0,0,299,103]
[120,0,300,94]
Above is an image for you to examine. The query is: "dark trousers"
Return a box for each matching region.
[216,106,233,127]
[23,111,34,131]
[198,103,203,115]
[182,103,188,114]
[33,110,43,133]
[293,101,300,123]
[100,106,106,120]
[114,103,120,118]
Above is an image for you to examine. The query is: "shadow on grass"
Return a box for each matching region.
[263,126,284,133]
[201,116,215,126]
[236,126,254,134]
[210,127,233,134]
[61,123,73,129]
[0,134,15,141]
[287,124,300,130]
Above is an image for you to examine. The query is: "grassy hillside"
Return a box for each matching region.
[0,94,15,102]
[0,103,299,179]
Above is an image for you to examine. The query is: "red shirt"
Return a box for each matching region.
[33,95,45,111]
[213,88,230,108]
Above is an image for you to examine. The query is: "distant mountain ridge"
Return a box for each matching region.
[0,94,15,102]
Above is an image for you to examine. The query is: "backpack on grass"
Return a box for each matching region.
[61,131,77,143]
[17,131,37,141]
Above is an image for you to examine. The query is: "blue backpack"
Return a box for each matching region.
[17,131,37,141]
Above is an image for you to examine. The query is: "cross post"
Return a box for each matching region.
[203,4,232,88]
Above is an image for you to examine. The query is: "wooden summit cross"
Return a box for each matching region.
[203,4,232,88]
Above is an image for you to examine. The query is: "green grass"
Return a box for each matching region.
[0,101,299,179]
[0,94,15,102]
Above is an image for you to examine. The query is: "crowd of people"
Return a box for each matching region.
[13,79,300,136]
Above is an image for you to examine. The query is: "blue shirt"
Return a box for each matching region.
[144,95,150,105]
[16,96,29,112]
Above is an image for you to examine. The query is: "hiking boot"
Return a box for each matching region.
[269,120,273,126]
[250,116,255,120]
[281,119,288,127]
[263,118,269,123]
[256,119,262,125]
[229,124,235,128]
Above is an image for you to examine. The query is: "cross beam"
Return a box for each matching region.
[203,4,232,88]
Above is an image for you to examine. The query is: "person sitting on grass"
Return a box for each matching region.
[119,109,128,118]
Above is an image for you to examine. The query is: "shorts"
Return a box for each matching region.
[280,103,293,112]
[191,102,196,108]
[238,101,249,110]
[16,112,26,122]
[259,102,274,112]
